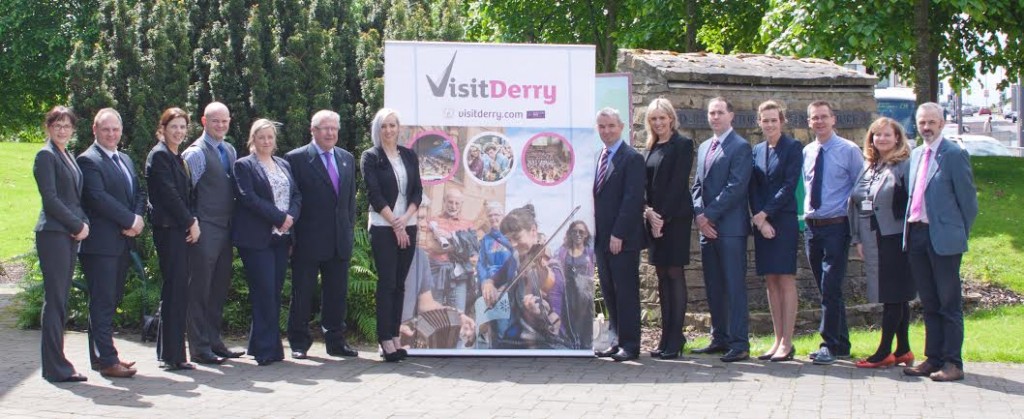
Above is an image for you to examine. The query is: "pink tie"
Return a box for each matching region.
[909,148,932,221]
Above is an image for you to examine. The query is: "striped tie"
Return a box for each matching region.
[595,148,610,192]
[704,137,720,176]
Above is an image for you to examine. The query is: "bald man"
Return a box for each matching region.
[181,102,243,364]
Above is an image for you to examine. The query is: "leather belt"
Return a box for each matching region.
[909,222,929,230]
[805,216,847,227]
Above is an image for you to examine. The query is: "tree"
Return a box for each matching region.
[0,0,99,131]
[763,0,1024,104]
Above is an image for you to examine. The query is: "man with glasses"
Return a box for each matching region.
[182,102,244,364]
[801,100,864,365]
[284,110,359,359]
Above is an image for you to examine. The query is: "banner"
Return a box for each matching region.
[385,41,596,356]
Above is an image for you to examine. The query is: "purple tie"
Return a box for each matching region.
[595,148,610,192]
[323,151,339,195]
[704,137,720,175]
[909,147,932,221]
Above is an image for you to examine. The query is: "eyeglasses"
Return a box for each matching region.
[315,126,340,132]
[51,124,74,131]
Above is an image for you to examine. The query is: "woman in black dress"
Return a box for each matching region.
[749,100,803,361]
[642,98,694,360]
[850,117,916,368]
[146,107,201,370]
[35,106,90,382]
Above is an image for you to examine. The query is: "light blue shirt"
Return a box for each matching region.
[802,132,864,219]
[182,132,224,186]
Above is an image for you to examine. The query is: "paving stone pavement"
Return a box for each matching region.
[1,287,1023,418]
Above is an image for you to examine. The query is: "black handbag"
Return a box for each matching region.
[129,249,161,342]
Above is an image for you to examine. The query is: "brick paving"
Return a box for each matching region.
[1,286,1023,418]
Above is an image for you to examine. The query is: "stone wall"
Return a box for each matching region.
[615,49,881,326]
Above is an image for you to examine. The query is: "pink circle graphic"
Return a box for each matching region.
[408,130,459,185]
[521,132,575,186]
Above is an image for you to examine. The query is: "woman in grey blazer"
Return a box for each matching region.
[33,106,91,382]
[849,117,916,368]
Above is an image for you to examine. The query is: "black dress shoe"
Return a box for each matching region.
[213,348,245,358]
[49,373,88,383]
[193,354,227,365]
[649,348,664,358]
[162,362,196,371]
[256,359,274,366]
[720,349,750,363]
[595,346,620,358]
[610,348,639,362]
[691,343,729,355]
[327,344,359,358]
[291,350,308,360]
[397,348,409,360]
[659,352,680,360]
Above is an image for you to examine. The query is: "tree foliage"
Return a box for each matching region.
[0,0,99,131]
[763,0,1024,103]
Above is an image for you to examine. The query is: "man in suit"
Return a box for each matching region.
[691,97,753,362]
[285,110,359,359]
[902,102,978,381]
[77,108,146,378]
[181,102,244,364]
[591,107,646,362]
[802,100,864,365]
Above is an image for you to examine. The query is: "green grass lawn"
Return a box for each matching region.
[686,305,1024,363]
[961,157,1024,293]
[0,142,42,260]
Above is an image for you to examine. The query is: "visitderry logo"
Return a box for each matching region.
[425,52,558,105]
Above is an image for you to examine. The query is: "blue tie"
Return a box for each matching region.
[217,143,230,175]
[810,147,824,210]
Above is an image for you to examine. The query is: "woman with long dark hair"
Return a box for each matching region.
[146,107,201,370]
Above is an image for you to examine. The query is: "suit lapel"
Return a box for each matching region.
[95,144,130,202]
[307,144,333,191]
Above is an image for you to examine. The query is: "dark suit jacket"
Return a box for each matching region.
[146,141,195,229]
[645,132,694,221]
[77,143,147,256]
[33,141,88,234]
[360,146,423,215]
[594,140,647,252]
[285,142,356,261]
[749,134,803,220]
[232,154,302,248]
[903,138,978,255]
[692,130,753,237]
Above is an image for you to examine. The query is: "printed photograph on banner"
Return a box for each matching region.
[398,124,597,352]
[408,129,459,185]
[522,132,575,186]
[465,132,515,184]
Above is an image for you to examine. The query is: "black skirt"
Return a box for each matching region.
[876,232,916,303]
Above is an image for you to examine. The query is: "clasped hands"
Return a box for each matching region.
[751,211,775,239]
[121,215,145,237]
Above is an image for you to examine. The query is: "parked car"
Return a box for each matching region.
[949,134,1013,157]
[979,107,992,115]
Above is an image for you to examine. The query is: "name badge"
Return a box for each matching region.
[861,199,873,211]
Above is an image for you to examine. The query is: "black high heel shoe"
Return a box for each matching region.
[770,347,796,362]
[380,343,402,363]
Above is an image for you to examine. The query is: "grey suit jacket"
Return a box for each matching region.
[902,138,978,255]
[692,130,753,237]
[849,159,910,243]
[33,141,88,234]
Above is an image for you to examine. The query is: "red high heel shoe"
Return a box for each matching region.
[893,351,915,367]
[855,353,896,368]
